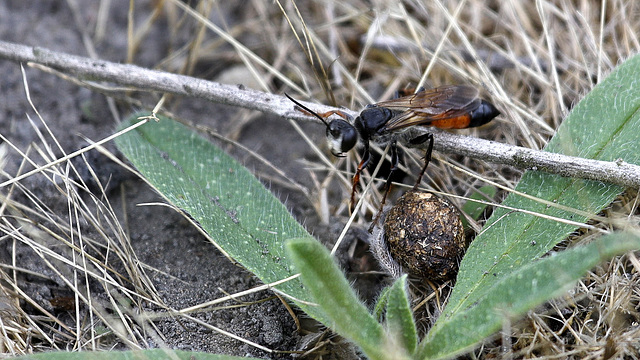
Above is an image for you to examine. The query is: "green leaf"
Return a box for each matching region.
[418,231,640,359]
[385,275,417,356]
[462,186,496,218]
[373,285,391,322]
[422,54,640,356]
[460,185,496,228]
[115,115,325,323]
[286,237,387,360]
[12,349,253,360]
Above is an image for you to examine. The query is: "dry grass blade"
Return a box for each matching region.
[0,75,281,355]
[1,0,640,358]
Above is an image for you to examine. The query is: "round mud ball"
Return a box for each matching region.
[383,191,466,282]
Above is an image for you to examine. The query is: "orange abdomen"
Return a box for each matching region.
[431,115,473,129]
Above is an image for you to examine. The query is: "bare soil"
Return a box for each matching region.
[0,1,366,358]
[5,1,639,359]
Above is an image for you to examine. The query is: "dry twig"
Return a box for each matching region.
[0,40,638,188]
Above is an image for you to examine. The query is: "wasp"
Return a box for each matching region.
[286,85,500,212]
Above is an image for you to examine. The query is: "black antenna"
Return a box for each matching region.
[284,93,330,129]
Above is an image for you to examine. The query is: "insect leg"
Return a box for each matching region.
[369,141,400,231]
[379,140,399,210]
[285,93,352,124]
[315,110,351,120]
[350,141,371,213]
[294,106,351,122]
[412,133,434,190]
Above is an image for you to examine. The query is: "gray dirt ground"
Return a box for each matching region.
[0,1,380,358]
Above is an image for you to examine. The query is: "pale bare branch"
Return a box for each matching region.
[0,40,638,188]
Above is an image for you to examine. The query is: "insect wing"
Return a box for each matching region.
[375,85,478,112]
[378,85,482,131]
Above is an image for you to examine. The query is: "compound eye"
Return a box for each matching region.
[339,125,358,152]
[327,119,358,155]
